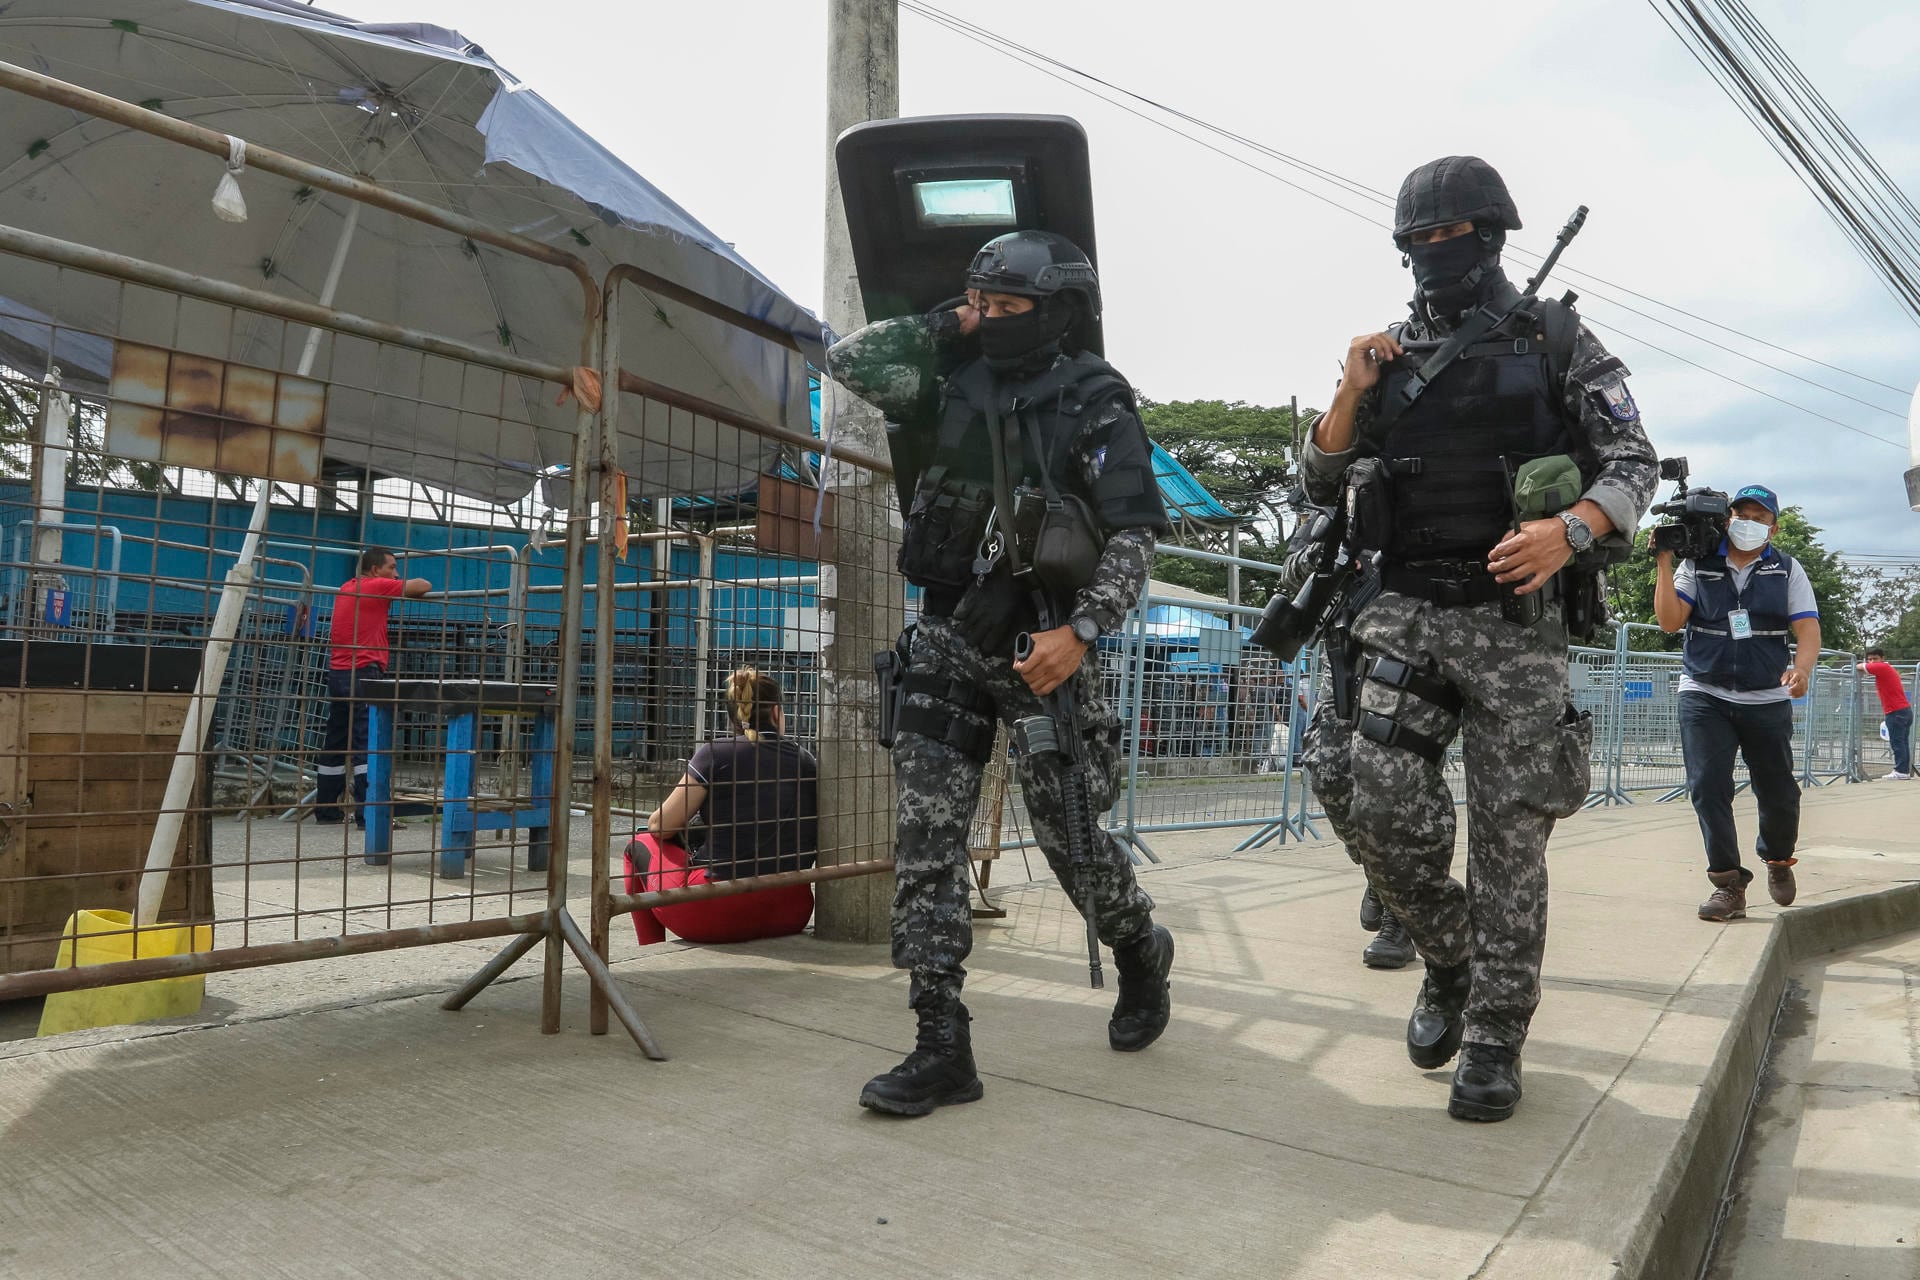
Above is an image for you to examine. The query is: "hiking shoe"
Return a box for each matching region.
[1698,872,1747,922]
[859,1002,982,1117]
[1359,884,1384,932]
[1407,960,1471,1070]
[1363,910,1415,969]
[1109,925,1175,1052]
[1449,1043,1523,1122]
[1765,860,1797,907]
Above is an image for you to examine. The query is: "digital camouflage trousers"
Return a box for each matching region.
[891,615,1156,1010]
[1301,593,1591,1052]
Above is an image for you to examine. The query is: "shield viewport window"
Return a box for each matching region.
[911,178,1018,229]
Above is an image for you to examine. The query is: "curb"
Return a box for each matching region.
[1478,879,1920,1280]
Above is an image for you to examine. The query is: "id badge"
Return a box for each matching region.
[1729,608,1753,640]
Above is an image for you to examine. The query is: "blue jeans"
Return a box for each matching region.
[316,664,385,819]
[1886,706,1914,774]
[1679,692,1800,884]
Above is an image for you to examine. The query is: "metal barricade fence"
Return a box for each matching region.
[1151,611,1873,845]
[1854,663,1918,776]
[585,266,906,1050]
[1611,624,1690,800]
[0,66,624,1044]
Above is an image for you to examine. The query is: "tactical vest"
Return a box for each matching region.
[1370,304,1577,564]
[1683,546,1798,693]
[896,351,1164,601]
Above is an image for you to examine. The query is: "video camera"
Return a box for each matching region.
[1647,457,1730,562]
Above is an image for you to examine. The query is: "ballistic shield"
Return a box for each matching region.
[835,114,1103,354]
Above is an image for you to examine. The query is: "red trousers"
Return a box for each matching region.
[623,834,814,946]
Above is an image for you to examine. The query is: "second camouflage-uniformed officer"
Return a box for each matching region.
[826,230,1176,1117]
[1302,157,1658,1122]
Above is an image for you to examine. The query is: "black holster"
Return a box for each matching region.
[1561,568,1606,643]
[873,627,914,748]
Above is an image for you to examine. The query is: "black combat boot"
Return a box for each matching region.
[1362,910,1415,970]
[1407,959,1471,1070]
[1109,924,1175,1052]
[1448,1042,1522,1122]
[1359,884,1384,932]
[859,1002,983,1117]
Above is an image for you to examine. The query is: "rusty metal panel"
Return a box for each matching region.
[107,341,328,483]
[755,471,837,561]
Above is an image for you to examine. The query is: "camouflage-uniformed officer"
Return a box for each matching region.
[1302,157,1657,1122]
[827,230,1176,1117]
[1277,524,1414,970]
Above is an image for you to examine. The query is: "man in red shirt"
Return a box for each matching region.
[1858,647,1913,780]
[316,547,431,824]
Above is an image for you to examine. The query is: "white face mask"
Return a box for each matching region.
[1728,518,1770,552]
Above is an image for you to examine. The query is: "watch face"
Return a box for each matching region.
[1072,618,1099,644]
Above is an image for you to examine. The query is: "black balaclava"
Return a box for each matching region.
[979,296,1076,374]
[1408,227,1506,319]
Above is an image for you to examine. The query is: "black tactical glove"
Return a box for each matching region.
[952,567,1028,659]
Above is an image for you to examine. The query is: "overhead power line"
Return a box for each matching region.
[1647,0,1920,326]
[900,0,1913,446]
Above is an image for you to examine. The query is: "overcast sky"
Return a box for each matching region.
[361,0,1920,556]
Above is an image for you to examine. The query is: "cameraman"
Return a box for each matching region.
[1654,484,1820,921]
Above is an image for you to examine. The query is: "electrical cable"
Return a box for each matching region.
[1647,0,1920,324]
[901,1,1914,444]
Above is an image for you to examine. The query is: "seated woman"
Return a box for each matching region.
[624,667,819,946]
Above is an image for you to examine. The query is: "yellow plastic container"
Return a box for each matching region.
[37,909,213,1036]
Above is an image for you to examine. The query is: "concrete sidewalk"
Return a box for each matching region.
[1,784,1916,1279]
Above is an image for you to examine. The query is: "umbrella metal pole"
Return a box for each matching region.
[136,201,363,926]
[693,535,716,743]
[588,283,624,1037]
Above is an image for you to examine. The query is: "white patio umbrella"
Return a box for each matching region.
[0,0,827,923]
[0,0,824,499]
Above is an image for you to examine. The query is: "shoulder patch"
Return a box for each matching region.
[1587,374,1639,426]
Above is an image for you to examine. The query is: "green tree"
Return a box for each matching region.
[1609,507,1862,652]
[1874,590,1920,660]
[1843,562,1920,643]
[0,377,36,480]
[1139,396,1307,606]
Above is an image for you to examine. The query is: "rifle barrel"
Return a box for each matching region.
[1523,204,1589,296]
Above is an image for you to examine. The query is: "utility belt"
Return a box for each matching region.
[1382,558,1559,627]
[871,626,1000,762]
[1377,558,1604,639]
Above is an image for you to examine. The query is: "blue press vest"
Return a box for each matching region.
[1682,545,1797,693]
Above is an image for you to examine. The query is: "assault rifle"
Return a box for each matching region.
[1012,616,1105,991]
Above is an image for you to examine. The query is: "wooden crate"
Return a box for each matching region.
[0,646,214,977]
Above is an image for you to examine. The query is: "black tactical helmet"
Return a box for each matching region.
[965,230,1102,320]
[1392,156,1522,249]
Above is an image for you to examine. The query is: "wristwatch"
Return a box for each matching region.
[1558,510,1595,553]
[1069,615,1101,647]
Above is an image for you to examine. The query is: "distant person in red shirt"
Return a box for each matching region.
[1858,647,1913,779]
[315,547,431,824]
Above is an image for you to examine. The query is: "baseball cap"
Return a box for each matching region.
[1732,484,1780,516]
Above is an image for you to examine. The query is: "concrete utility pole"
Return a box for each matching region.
[814,0,901,944]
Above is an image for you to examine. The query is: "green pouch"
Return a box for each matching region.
[1513,454,1581,521]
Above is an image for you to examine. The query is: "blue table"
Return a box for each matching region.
[361,679,559,880]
